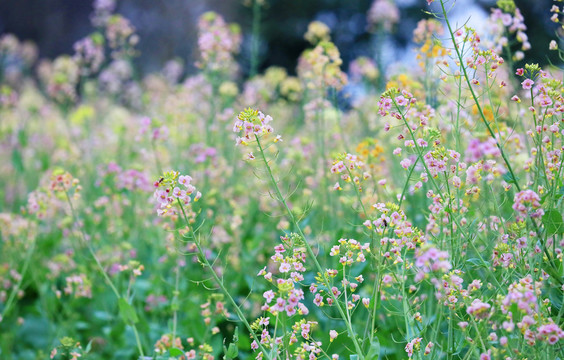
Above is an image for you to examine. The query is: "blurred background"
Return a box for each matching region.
[0,0,558,78]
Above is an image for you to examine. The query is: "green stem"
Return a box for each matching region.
[172,264,180,341]
[64,191,145,358]
[1,236,36,320]
[250,0,262,78]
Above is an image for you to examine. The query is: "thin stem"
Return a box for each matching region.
[1,236,36,319]
[250,0,261,78]
[64,190,145,358]
[172,264,180,341]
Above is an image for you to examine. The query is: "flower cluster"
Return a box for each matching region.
[405,337,422,358]
[38,56,80,105]
[63,274,92,299]
[414,246,452,275]
[297,41,348,92]
[196,11,242,74]
[500,275,541,316]
[304,21,331,45]
[512,189,543,221]
[105,15,138,58]
[349,56,379,83]
[367,0,399,32]
[257,234,309,318]
[233,108,279,150]
[413,19,448,68]
[153,171,201,216]
[330,153,367,191]
[73,33,105,76]
[467,298,491,320]
[489,4,530,59]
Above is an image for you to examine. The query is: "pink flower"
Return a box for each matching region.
[400,158,412,169]
[521,78,534,89]
[279,261,291,273]
[263,290,275,303]
[329,330,338,342]
[178,175,192,186]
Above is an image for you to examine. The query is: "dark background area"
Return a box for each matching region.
[0,0,558,77]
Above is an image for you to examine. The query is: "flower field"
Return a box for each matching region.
[1,0,564,359]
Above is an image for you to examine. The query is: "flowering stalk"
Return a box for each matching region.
[175,199,273,360]
[153,171,271,358]
[438,0,521,192]
[340,164,385,345]
[253,131,365,358]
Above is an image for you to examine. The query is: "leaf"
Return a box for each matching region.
[542,209,564,236]
[225,343,238,359]
[118,298,139,324]
[466,258,489,268]
[17,129,27,147]
[502,172,519,185]
[350,355,359,360]
[169,348,184,357]
[223,326,239,359]
[11,149,24,173]
[85,340,93,354]
[365,338,381,360]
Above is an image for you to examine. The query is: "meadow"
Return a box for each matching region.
[0,0,563,359]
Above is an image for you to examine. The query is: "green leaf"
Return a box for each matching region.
[466,258,489,268]
[365,337,380,360]
[223,326,239,359]
[169,348,184,357]
[350,356,359,360]
[118,298,139,324]
[11,149,24,173]
[85,340,93,354]
[17,129,28,147]
[542,209,564,236]
[225,343,238,359]
[502,172,519,185]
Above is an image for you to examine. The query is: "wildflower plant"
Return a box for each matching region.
[2,0,564,359]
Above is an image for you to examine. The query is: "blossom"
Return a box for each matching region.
[467,299,491,319]
[329,330,338,342]
[521,78,534,89]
